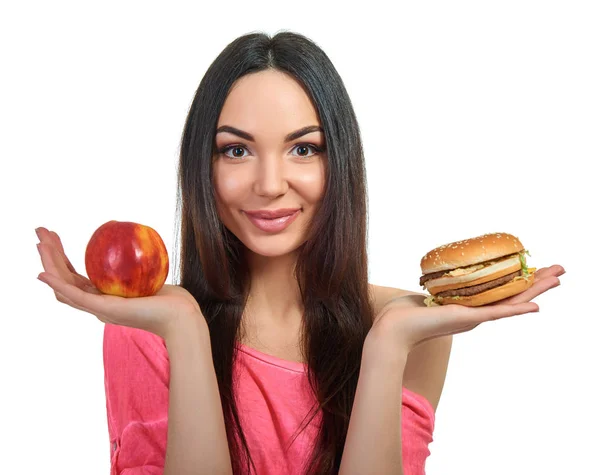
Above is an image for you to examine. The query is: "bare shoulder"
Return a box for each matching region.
[368,283,418,314]
[368,283,453,413]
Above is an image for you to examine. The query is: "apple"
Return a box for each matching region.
[84,220,169,297]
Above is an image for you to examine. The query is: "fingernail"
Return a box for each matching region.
[35,228,41,239]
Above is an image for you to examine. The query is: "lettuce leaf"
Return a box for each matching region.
[423,295,440,307]
[518,250,536,279]
[519,250,530,277]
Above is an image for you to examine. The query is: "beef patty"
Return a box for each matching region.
[420,269,447,287]
[434,270,522,297]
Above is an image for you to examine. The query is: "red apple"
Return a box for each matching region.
[84,220,169,297]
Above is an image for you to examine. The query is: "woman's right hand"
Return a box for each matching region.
[35,226,205,340]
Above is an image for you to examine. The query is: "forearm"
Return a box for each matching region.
[163,316,232,475]
[339,331,409,475]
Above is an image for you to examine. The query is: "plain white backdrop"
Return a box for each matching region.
[2,1,598,473]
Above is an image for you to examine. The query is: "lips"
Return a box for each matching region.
[244,209,301,233]
[244,208,301,219]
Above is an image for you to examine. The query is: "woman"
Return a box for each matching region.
[35,31,565,475]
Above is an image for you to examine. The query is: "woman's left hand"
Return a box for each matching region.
[488,264,565,305]
[369,264,566,356]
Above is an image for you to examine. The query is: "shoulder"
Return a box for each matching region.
[368,284,453,413]
[368,283,417,315]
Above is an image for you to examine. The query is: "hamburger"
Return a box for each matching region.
[419,232,536,307]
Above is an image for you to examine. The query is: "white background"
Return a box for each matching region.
[2,1,598,473]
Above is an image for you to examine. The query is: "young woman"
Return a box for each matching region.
[35,31,565,475]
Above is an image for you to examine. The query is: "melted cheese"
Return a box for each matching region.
[447,263,486,276]
[425,254,521,290]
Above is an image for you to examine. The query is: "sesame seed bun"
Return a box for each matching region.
[420,232,525,274]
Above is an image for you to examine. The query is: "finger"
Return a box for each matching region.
[49,230,78,275]
[38,241,78,286]
[37,242,64,279]
[444,301,539,326]
[38,239,99,293]
[483,301,540,320]
[500,276,560,305]
[46,229,96,291]
[38,271,111,315]
[37,242,72,303]
[36,228,65,278]
[416,302,539,341]
[38,270,148,325]
[534,265,566,280]
[39,275,112,322]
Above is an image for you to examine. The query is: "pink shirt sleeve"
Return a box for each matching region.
[103,323,170,475]
[401,387,436,474]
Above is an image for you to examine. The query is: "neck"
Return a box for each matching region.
[243,249,304,326]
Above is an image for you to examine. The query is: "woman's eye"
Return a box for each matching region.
[291,143,321,158]
[218,143,323,160]
[220,145,249,159]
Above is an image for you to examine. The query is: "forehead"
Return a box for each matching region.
[217,70,321,136]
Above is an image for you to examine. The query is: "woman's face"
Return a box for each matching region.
[212,69,326,258]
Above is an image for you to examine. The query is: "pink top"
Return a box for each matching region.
[103,323,435,475]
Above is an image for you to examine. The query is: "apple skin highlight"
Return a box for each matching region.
[85,221,169,297]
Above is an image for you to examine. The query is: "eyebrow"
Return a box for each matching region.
[215,125,324,143]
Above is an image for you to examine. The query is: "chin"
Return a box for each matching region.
[243,239,304,258]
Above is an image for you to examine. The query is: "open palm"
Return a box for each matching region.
[373,265,565,352]
[36,226,203,339]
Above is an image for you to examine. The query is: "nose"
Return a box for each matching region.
[252,153,289,198]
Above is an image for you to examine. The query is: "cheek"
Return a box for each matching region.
[295,165,326,202]
[214,169,248,203]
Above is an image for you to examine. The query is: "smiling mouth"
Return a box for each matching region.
[244,209,301,233]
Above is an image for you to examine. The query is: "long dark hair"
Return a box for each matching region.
[174,30,374,475]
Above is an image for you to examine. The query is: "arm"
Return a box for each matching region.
[343,269,552,474]
[403,334,452,413]
[163,316,233,475]
[103,315,232,475]
[338,329,409,475]
[372,286,452,413]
